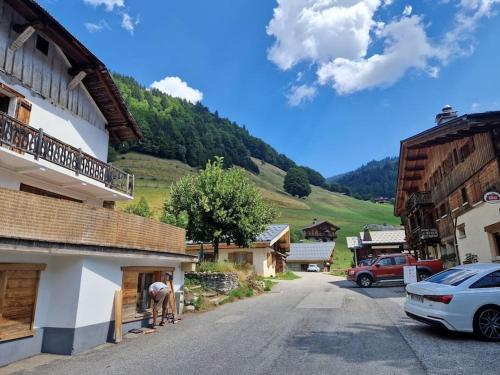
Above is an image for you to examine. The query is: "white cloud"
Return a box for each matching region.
[83,0,124,11]
[84,20,111,33]
[266,0,500,99]
[150,76,204,104]
[402,5,412,16]
[287,84,317,106]
[317,15,436,94]
[471,102,481,111]
[121,13,139,34]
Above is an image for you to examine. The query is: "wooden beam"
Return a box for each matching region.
[68,65,95,76]
[403,176,422,181]
[120,266,175,273]
[68,71,87,91]
[10,26,35,52]
[406,155,428,161]
[405,166,425,172]
[114,289,122,343]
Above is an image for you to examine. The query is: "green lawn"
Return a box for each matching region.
[115,152,400,270]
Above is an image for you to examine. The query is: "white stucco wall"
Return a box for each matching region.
[456,202,500,263]
[0,168,20,190]
[75,257,183,328]
[215,247,275,277]
[0,77,109,161]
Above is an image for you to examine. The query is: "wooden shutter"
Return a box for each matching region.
[16,99,32,124]
[0,264,45,342]
[121,270,138,321]
[228,252,235,262]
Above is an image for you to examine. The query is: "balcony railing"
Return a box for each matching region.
[406,191,433,212]
[411,226,440,243]
[0,188,186,254]
[0,111,134,196]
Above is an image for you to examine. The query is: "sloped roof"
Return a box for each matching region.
[256,224,289,244]
[287,242,335,262]
[8,0,141,142]
[302,220,340,230]
[363,230,406,244]
[346,236,361,249]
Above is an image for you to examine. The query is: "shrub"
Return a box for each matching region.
[275,270,300,280]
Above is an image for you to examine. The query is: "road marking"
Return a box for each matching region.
[296,291,344,309]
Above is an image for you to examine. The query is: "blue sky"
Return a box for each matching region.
[40,0,500,177]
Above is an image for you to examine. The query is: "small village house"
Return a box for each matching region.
[395,106,500,264]
[346,225,406,265]
[302,219,339,242]
[186,224,290,277]
[286,242,335,272]
[0,0,196,366]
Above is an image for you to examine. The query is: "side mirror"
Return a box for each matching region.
[375,264,381,268]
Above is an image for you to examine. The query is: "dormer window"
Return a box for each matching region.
[35,35,49,55]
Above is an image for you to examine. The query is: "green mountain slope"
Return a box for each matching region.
[116,152,400,270]
[328,157,399,199]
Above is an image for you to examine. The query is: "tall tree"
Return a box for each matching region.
[284,167,311,198]
[164,157,277,260]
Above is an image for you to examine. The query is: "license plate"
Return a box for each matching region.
[409,293,424,303]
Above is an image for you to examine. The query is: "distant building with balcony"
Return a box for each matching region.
[346,225,406,265]
[395,106,500,265]
[302,219,339,242]
[0,0,196,366]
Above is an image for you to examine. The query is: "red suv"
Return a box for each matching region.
[347,254,444,288]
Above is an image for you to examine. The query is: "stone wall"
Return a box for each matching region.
[185,272,240,293]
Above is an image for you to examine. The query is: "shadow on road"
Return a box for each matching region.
[330,279,406,299]
[285,323,425,373]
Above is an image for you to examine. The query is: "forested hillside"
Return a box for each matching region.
[112,74,300,175]
[328,157,399,199]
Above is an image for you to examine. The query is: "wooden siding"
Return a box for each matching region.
[0,188,186,254]
[0,0,104,129]
[0,263,44,342]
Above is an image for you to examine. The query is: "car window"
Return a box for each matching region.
[377,258,395,267]
[394,256,407,265]
[426,268,477,286]
[470,271,500,289]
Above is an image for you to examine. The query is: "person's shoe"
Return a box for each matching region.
[159,321,165,326]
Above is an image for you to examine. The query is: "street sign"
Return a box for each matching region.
[404,266,418,285]
[484,191,500,204]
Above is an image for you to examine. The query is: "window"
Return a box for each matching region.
[0,93,10,113]
[0,263,46,342]
[394,256,407,265]
[35,35,49,55]
[228,251,253,265]
[426,268,477,286]
[461,188,469,206]
[136,272,154,313]
[457,224,466,239]
[470,271,500,288]
[377,258,395,267]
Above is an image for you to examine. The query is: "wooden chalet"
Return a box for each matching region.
[302,219,340,242]
[0,0,196,366]
[186,224,291,277]
[395,106,500,265]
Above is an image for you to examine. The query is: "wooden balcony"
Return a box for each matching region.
[411,226,440,243]
[0,188,186,254]
[406,191,433,212]
[0,111,134,196]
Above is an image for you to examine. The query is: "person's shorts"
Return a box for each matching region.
[152,288,169,312]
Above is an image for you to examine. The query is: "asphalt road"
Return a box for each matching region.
[2,273,499,375]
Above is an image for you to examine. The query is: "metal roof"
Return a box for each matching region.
[256,224,289,243]
[287,242,335,262]
[302,220,340,230]
[363,230,406,244]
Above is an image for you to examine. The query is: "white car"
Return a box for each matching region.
[405,263,500,341]
[307,264,321,272]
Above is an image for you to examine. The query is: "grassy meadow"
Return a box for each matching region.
[115,153,400,270]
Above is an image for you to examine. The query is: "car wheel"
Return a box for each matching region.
[417,271,431,282]
[357,274,372,288]
[474,306,500,341]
